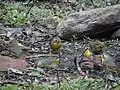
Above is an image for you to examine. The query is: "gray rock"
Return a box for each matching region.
[0,27,23,37]
[9,39,23,57]
[57,4,120,40]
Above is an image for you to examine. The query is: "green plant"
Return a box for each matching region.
[5,9,28,26]
[0,3,28,27]
[76,0,120,11]
[29,5,62,26]
[59,77,106,90]
[5,3,28,26]
[29,6,53,23]
[1,84,18,90]
[0,77,119,90]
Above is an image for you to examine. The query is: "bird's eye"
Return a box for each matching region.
[55,40,59,42]
[100,45,104,48]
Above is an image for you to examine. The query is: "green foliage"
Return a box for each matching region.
[27,67,44,78]
[29,6,53,23]
[0,0,119,27]
[29,5,62,26]
[76,0,120,11]
[59,77,107,90]
[0,2,64,27]
[0,77,119,90]
[28,0,120,27]
[0,84,18,90]
[0,3,28,27]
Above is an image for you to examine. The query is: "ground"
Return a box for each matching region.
[0,0,120,90]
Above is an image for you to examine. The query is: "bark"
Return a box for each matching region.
[57,4,120,40]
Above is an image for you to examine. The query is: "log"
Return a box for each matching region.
[57,4,120,40]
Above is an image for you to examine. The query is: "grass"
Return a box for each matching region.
[0,77,120,90]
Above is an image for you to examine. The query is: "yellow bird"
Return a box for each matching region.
[83,48,91,57]
[83,48,105,63]
[96,55,105,63]
[50,36,61,50]
[89,40,105,54]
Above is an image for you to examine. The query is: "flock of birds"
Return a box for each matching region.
[50,36,120,77]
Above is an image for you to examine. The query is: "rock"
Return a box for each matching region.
[1,50,10,56]
[9,39,23,57]
[57,4,120,40]
[0,27,23,38]
[0,55,28,71]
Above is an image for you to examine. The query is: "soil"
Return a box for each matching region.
[0,0,120,85]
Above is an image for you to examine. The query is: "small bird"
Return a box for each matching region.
[36,58,60,68]
[83,48,105,63]
[80,40,105,70]
[83,48,91,57]
[89,40,105,54]
[50,36,61,54]
[103,53,119,73]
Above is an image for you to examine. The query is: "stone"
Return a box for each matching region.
[0,55,28,71]
[9,39,23,57]
[0,27,23,38]
[57,4,120,40]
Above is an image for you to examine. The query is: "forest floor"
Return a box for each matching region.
[0,0,120,89]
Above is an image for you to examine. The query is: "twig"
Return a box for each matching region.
[116,0,120,4]
[56,70,61,88]
[25,4,34,17]
[27,0,33,4]
[30,76,34,90]
[54,69,69,72]
[25,54,58,58]
[25,0,38,17]
[0,80,29,86]
[61,72,74,90]
[74,54,109,78]
[110,83,120,90]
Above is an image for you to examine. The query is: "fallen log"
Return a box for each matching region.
[57,4,120,40]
